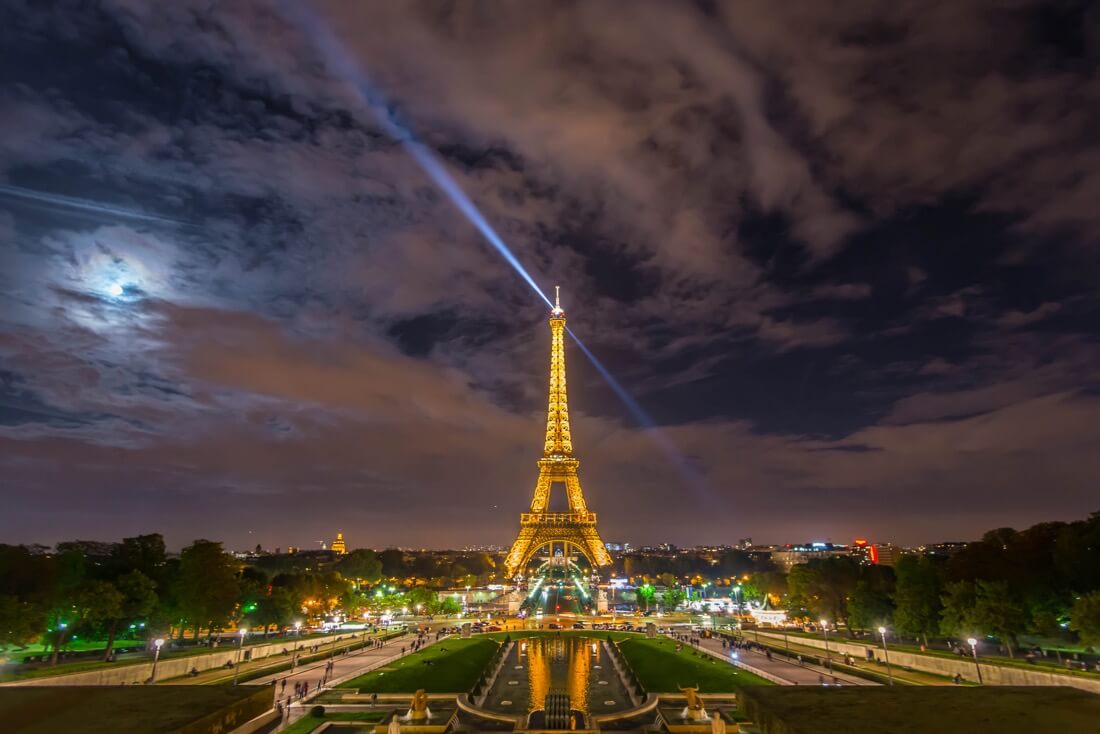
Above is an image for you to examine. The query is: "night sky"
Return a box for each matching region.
[2,1,1098,551]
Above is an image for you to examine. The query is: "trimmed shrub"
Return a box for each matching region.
[310,705,325,718]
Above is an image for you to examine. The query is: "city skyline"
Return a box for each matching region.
[3,2,1099,549]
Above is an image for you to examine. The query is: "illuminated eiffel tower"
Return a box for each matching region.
[504,288,612,578]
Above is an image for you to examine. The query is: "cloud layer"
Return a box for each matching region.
[1,0,1098,549]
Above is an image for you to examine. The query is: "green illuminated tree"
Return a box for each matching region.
[101,571,158,661]
[636,584,655,612]
[662,587,686,610]
[1070,591,1100,649]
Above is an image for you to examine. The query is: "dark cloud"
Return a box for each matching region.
[1,0,1098,549]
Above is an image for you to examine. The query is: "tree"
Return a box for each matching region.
[940,580,978,639]
[337,550,383,587]
[0,595,43,651]
[50,581,123,665]
[787,557,860,631]
[378,549,407,578]
[736,580,764,605]
[972,580,1027,657]
[101,571,158,661]
[113,534,167,582]
[848,579,894,632]
[436,597,461,615]
[635,584,655,612]
[1070,591,1100,649]
[892,555,945,646]
[663,587,686,610]
[176,540,239,640]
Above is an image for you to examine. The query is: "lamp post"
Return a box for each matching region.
[290,622,301,673]
[967,638,983,684]
[149,638,165,684]
[820,619,832,671]
[877,627,893,685]
[233,628,248,685]
[734,584,742,614]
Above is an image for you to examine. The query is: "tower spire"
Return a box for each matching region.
[544,288,572,456]
[504,290,611,578]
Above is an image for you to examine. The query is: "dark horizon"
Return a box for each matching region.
[2,2,1099,549]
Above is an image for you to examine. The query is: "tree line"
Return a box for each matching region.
[780,512,1100,654]
[0,537,461,665]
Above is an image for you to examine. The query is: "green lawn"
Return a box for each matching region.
[619,638,775,692]
[338,637,499,693]
[1,638,146,663]
[282,711,387,734]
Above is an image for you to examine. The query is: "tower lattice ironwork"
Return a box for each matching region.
[504,288,612,578]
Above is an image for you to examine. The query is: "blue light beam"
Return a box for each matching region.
[0,184,187,226]
[286,2,712,498]
[282,1,552,310]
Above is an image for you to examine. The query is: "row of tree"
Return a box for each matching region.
[0,537,463,665]
[778,512,1100,654]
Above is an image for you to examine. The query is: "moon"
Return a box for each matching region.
[108,282,124,297]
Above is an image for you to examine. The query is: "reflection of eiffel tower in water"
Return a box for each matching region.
[504,288,612,578]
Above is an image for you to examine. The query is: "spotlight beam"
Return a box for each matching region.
[0,184,186,226]
[286,2,710,497]
[281,1,552,310]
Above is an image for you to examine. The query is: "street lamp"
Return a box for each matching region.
[967,638,983,684]
[149,638,165,684]
[233,628,248,685]
[877,627,893,685]
[820,619,832,672]
[291,622,302,672]
[733,584,742,614]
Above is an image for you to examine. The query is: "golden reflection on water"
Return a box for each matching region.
[523,636,595,713]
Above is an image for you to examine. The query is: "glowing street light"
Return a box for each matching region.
[877,626,893,685]
[291,622,302,672]
[233,628,248,685]
[149,638,165,684]
[820,620,832,673]
[967,638,983,684]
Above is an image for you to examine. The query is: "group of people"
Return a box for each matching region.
[274,677,318,717]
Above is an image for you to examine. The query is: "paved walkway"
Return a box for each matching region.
[258,633,441,731]
[679,635,877,686]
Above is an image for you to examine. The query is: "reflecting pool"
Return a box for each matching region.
[481,635,633,719]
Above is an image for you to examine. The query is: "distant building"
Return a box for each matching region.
[870,543,902,566]
[286,546,300,554]
[771,542,850,571]
[604,541,632,552]
[919,542,967,557]
[331,532,347,555]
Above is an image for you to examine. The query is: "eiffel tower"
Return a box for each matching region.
[504,288,612,578]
